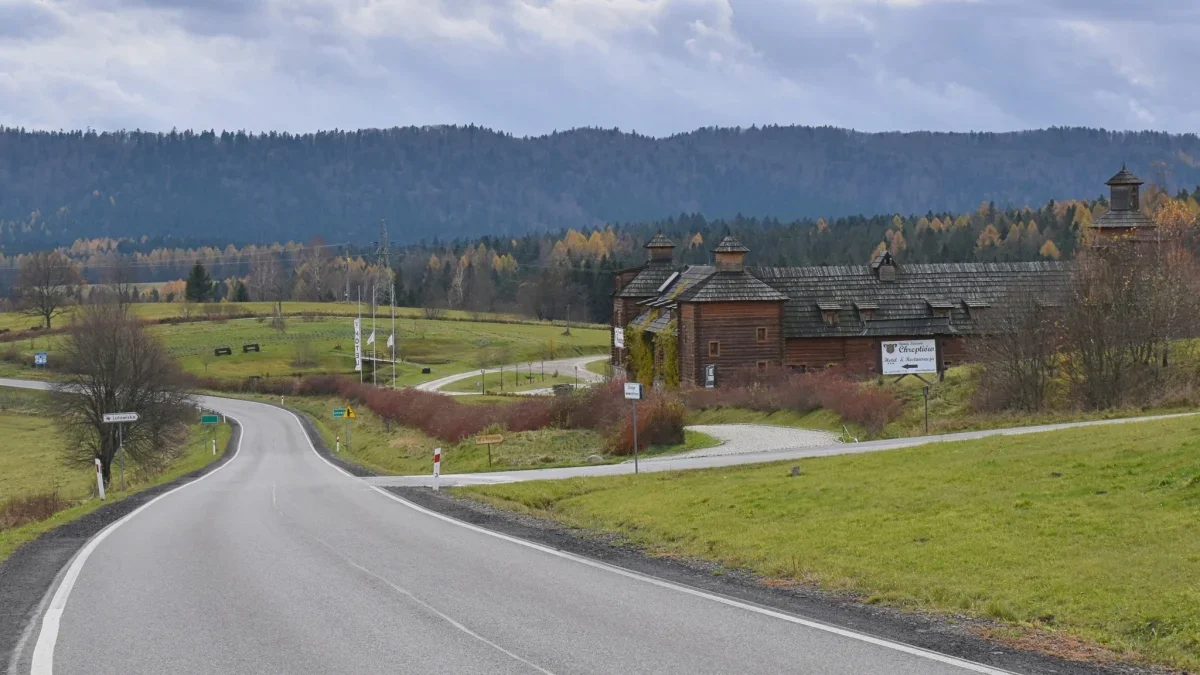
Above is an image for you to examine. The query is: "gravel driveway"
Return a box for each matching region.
[651,424,841,461]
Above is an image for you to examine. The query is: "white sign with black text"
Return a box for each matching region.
[353,318,363,372]
[613,327,625,349]
[881,339,938,375]
[623,382,643,400]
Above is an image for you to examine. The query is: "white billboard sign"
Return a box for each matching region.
[613,327,625,349]
[881,339,938,375]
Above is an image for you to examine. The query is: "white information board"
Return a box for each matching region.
[881,339,938,375]
[624,382,643,400]
[613,327,625,349]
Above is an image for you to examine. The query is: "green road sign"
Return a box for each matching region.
[201,414,220,425]
[333,408,346,419]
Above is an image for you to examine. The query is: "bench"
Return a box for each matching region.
[214,347,233,356]
[242,343,261,353]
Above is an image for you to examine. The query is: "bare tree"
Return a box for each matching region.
[248,254,288,315]
[52,304,192,486]
[969,293,1059,412]
[18,251,82,328]
[103,258,139,308]
[1064,240,1200,409]
[297,238,330,302]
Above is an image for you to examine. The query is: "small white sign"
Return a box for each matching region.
[624,382,643,400]
[881,339,938,375]
[353,318,363,372]
[613,327,625,349]
[102,412,140,423]
[34,352,47,366]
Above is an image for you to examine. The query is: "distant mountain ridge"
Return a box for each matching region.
[1,125,1198,249]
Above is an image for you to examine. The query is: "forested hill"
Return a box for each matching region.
[2,125,1199,249]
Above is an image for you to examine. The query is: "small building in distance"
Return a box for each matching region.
[610,167,1155,385]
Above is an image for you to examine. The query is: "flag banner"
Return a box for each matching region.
[366,331,376,345]
[353,318,362,371]
[387,333,394,348]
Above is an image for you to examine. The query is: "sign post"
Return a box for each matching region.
[33,352,47,368]
[432,447,442,491]
[475,434,504,467]
[624,383,643,474]
[201,413,219,455]
[101,413,140,493]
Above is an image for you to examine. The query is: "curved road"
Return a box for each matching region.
[415,354,607,395]
[3,384,1010,675]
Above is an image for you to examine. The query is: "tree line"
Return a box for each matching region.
[3,125,1200,248]
[8,186,1200,327]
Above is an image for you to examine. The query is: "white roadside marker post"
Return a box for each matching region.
[336,435,341,453]
[432,447,442,491]
[95,458,105,500]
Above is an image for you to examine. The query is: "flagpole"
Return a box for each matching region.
[390,278,396,388]
[371,283,377,386]
[357,285,363,384]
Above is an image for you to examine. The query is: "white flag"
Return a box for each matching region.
[366,331,376,345]
[387,333,394,348]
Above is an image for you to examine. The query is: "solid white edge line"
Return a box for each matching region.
[26,411,244,675]
[283,407,1019,675]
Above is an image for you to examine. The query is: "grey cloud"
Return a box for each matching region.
[0,2,62,40]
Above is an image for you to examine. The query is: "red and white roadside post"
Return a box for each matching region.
[432,447,442,491]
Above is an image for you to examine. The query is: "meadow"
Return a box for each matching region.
[463,415,1200,670]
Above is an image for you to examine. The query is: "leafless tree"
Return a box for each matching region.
[248,254,287,315]
[18,252,82,328]
[969,293,1059,412]
[52,304,193,486]
[103,258,139,307]
[297,238,330,302]
[1063,240,1200,409]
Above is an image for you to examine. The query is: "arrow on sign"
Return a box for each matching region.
[902,364,919,370]
[102,412,140,423]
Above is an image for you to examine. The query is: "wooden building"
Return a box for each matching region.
[611,167,1153,385]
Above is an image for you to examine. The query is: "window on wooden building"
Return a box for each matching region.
[708,341,721,357]
[756,327,768,343]
[756,361,768,374]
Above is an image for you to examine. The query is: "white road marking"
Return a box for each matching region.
[269,488,558,675]
[284,408,1020,675]
[25,415,244,675]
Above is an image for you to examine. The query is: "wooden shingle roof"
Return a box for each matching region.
[1106,165,1144,186]
[751,261,1069,338]
[645,233,676,249]
[675,271,788,303]
[1093,208,1155,230]
[615,260,680,298]
[712,235,750,253]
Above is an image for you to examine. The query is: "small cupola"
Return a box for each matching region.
[870,250,897,282]
[712,235,750,272]
[645,233,676,262]
[1106,164,1144,212]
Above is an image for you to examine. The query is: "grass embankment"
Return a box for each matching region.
[0,311,609,386]
[280,394,716,475]
[462,415,1200,670]
[0,389,232,561]
[441,370,581,394]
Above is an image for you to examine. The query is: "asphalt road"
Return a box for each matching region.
[414,354,607,395]
[4,380,1011,675]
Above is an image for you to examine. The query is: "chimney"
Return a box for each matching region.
[645,233,676,263]
[712,235,749,272]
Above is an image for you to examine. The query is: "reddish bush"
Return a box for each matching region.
[1,491,68,530]
[606,396,686,455]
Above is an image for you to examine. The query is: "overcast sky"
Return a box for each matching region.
[1,0,1196,137]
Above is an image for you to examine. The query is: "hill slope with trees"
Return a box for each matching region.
[3,126,1200,248]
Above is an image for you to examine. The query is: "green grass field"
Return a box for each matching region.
[277,393,716,475]
[0,307,610,385]
[0,389,232,561]
[462,416,1200,670]
[441,370,583,394]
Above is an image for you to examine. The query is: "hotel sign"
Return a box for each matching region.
[881,339,938,375]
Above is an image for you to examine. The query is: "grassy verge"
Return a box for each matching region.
[686,407,856,437]
[460,415,1200,670]
[0,392,232,561]
[274,393,717,475]
[585,359,612,378]
[441,370,581,394]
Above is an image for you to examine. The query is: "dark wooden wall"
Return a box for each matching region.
[786,336,967,374]
[681,301,784,387]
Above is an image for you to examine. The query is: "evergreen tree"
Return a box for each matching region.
[232,279,250,302]
[184,261,213,302]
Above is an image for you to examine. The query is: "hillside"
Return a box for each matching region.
[2,126,1199,248]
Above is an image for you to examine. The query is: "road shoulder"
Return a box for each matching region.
[0,420,242,673]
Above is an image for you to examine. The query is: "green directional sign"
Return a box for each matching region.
[332,408,346,419]
[201,414,220,425]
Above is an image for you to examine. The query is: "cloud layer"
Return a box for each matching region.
[1,0,1196,136]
